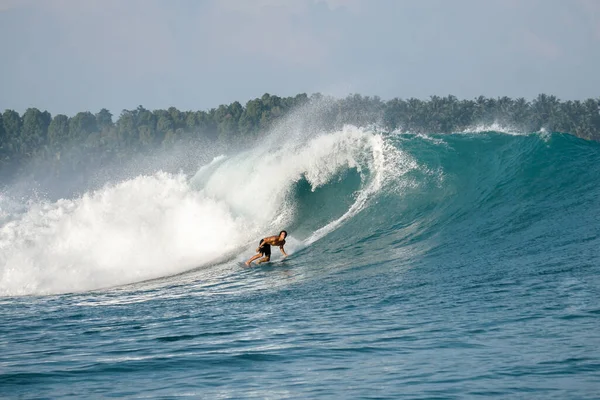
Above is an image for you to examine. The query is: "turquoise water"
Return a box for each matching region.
[1,130,600,398]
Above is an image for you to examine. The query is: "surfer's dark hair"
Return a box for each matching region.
[280,230,288,237]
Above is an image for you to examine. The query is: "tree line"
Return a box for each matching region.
[1,92,600,182]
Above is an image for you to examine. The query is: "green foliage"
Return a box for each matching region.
[2,109,22,159]
[69,111,97,140]
[0,113,6,168]
[1,93,600,182]
[96,109,114,131]
[21,108,51,159]
[48,115,69,145]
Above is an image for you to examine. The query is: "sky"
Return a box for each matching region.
[0,0,599,116]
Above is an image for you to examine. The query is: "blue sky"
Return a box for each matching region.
[1,0,599,115]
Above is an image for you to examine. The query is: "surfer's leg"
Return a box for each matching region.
[245,253,262,266]
[257,256,270,264]
[257,245,271,264]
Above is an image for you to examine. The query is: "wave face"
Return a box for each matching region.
[1,128,599,297]
[339,131,600,271]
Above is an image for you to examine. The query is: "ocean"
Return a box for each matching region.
[1,126,599,398]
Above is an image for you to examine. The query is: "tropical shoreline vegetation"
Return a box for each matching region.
[1,93,599,183]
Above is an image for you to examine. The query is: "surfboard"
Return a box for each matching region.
[241,257,290,268]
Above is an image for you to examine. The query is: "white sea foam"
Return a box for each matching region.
[461,122,525,135]
[0,173,251,296]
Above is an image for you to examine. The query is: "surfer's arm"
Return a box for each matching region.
[279,246,288,257]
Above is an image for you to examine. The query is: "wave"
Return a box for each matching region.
[2,126,598,297]
[0,126,410,296]
[345,131,600,269]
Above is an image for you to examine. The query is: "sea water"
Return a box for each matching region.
[1,126,599,398]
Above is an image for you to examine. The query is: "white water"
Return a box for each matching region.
[462,122,525,135]
[0,126,412,296]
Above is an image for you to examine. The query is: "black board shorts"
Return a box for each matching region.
[259,240,271,257]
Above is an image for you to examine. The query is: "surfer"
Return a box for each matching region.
[245,230,288,266]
